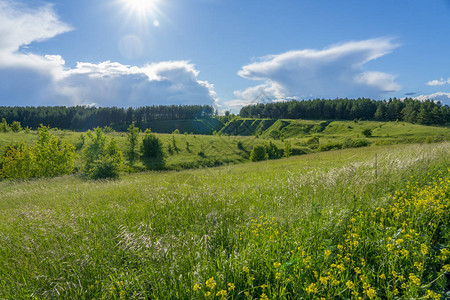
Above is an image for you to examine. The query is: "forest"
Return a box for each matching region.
[240,98,450,125]
[0,104,215,131]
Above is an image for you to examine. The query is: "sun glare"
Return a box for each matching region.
[119,0,162,26]
[123,0,157,14]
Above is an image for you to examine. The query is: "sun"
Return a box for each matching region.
[122,0,157,14]
[119,0,162,26]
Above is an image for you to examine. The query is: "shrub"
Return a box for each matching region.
[265,142,282,159]
[318,142,343,151]
[34,125,76,178]
[140,129,165,170]
[250,145,268,162]
[83,127,124,179]
[11,121,22,132]
[306,136,320,145]
[362,128,372,137]
[0,126,76,179]
[126,124,139,166]
[0,118,10,132]
[172,129,180,134]
[284,141,292,157]
[0,143,34,179]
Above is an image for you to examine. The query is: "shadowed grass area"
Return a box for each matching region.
[0,143,448,298]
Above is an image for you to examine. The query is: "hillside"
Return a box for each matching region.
[0,143,448,298]
[220,118,450,143]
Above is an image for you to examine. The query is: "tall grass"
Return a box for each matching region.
[0,143,448,298]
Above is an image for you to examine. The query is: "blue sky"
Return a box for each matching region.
[1,0,450,111]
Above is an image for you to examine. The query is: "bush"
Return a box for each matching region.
[0,125,76,180]
[140,129,165,170]
[362,128,372,137]
[284,141,292,157]
[265,142,282,159]
[83,128,124,179]
[318,142,343,152]
[11,121,22,132]
[0,143,34,179]
[250,145,268,162]
[126,124,139,166]
[0,118,10,132]
[306,136,320,145]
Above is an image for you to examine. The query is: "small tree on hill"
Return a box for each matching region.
[11,121,22,132]
[250,145,268,162]
[126,123,139,166]
[0,125,76,179]
[265,141,282,159]
[0,118,10,132]
[83,127,124,179]
[284,141,292,158]
[141,129,165,170]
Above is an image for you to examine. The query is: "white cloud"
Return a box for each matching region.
[232,38,401,108]
[414,92,450,105]
[426,78,450,86]
[0,0,217,107]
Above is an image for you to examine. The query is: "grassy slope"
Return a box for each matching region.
[221,118,450,143]
[0,143,448,298]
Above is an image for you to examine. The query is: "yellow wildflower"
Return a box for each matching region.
[204,291,211,297]
[275,272,281,280]
[243,266,249,273]
[260,293,269,300]
[421,244,428,255]
[379,273,386,280]
[227,283,235,291]
[345,280,355,290]
[205,277,216,290]
[193,283,201,291]
[305,283,318,294]
[409,273,420,286]
[426,290,441,299]
[216,290,227,298]
[324,249,332,257]
[273,262,281,268]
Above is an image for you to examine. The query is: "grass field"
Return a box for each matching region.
[0,142,449,298]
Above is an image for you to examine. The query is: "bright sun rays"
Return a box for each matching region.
[119,0,163,27]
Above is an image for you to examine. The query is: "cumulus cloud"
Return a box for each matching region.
[426,78,450,86]
[414,92,450,105]
[0,0,217,107]
[231,38,401,109]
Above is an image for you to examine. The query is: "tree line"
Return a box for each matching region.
[240,98,450,125]
[0,105,215,131]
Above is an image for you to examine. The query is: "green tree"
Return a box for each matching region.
[140,129,165,170]
[126,124,139,166]
[284,141,292,158]
[83,127,124,179]
[0,118,10,132]
[266,141,281,159]
[34,125,76,178]
[10,121,22,132]
[250,145,268,162]
[0,126,76,179]
[0,143,34,179]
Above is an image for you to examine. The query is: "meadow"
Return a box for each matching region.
[0,142,449,299]
[1,119,448,172]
